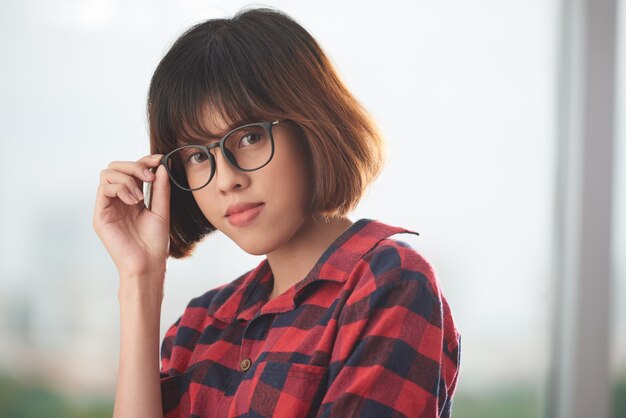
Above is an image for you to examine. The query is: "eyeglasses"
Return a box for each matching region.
[161,120,283,191]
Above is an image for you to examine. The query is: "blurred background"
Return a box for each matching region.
[0,0,623,417]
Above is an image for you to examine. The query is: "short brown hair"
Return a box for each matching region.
[148,7,386,258]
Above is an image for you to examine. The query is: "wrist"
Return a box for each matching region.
[118,272,165,303]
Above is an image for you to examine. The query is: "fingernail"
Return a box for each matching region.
[144,169,154,179]
[134,187,144,201]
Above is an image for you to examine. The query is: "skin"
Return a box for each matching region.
[93,111,353,416]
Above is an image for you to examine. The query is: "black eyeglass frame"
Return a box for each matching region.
[160,120,284,192]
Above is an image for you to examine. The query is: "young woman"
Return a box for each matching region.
[93,7,460,418]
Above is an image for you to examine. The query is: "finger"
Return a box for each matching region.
[99,183,143,206]
[137,153,165,169]
[99,169,145,200]
[105,154,163,183]
[149,164,170,222]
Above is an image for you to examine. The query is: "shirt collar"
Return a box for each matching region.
[207,218,418,323]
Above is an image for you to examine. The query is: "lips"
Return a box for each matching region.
[225,202,265,228]
[225,202,265,217]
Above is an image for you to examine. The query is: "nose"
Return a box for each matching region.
[211,146,250,193]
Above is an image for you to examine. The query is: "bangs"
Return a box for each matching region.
[149,20,283,150]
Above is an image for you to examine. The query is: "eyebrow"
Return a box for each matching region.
[203,118,251,137]
[180,125,234,145]
[178,135,219,147]
[201,128,228,139]
[178,119,246,146]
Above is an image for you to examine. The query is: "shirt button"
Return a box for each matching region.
[240,358,251,371]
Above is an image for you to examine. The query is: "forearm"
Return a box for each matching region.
[114,276,165,418]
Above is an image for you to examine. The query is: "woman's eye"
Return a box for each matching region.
[239,133,262,147]
[187,152,208,164]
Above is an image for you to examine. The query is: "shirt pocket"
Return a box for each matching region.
[232,361,328,418]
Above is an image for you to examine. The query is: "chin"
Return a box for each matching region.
[235,241,269,255]
[224,229,276,256]
[239,245,270,256]
[221,213,309,256]
[237,239,280,256]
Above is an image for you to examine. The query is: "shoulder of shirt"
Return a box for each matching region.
[359,235,442,299]
[361,234,461,357]
[163,267,258,336]
[183,266,254,310]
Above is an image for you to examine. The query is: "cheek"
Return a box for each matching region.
[269,147,311,209]
[191,188,220,223]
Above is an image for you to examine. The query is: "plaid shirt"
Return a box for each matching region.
[160,218,461,417]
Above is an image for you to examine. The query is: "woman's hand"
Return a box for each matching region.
[93,154,170,283]
[94,154,168,417]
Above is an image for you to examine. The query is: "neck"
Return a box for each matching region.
[265,215,353,301]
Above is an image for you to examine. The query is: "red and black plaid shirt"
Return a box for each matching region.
[160,218,461,417]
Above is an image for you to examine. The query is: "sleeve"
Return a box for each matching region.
[159,316,181,379]
[316,244,461,418]
[158,285,224,379]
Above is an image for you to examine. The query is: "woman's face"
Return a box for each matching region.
[189,112,312,256]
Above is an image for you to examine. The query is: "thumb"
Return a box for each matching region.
[150,164,171,223]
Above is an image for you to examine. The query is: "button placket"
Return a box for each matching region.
[237,307,285,373]
[238,315,259,373]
